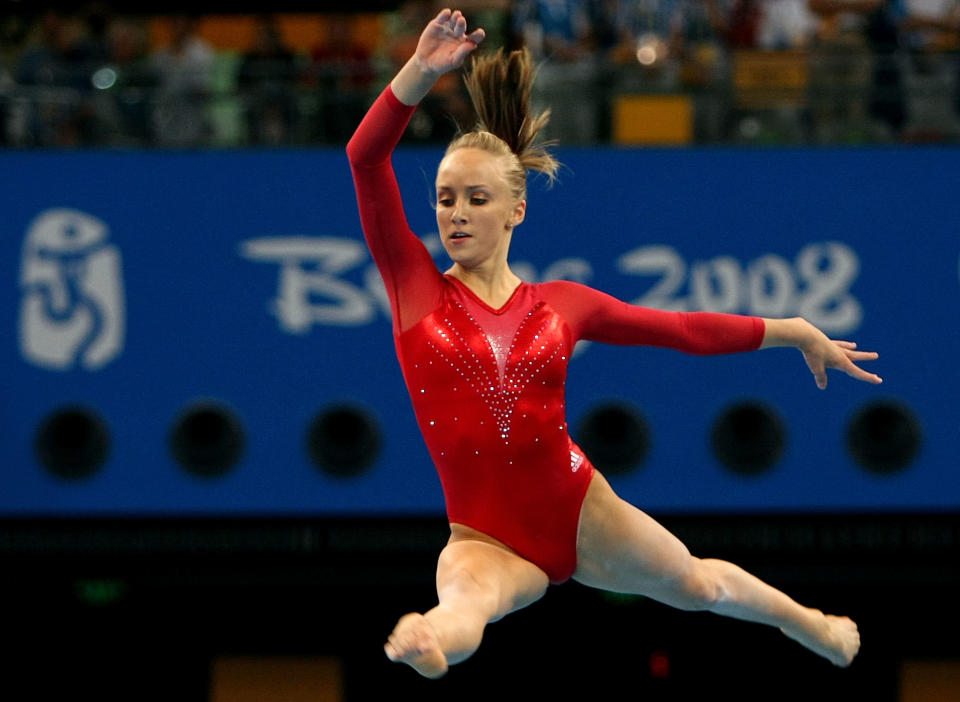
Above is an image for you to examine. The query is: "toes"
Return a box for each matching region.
[386,613,436,662]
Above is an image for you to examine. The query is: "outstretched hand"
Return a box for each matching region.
[801,335,882,390]
[415,9,485,76]
[761,317,881,390]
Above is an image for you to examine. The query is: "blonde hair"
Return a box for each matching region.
[445,47,560,202]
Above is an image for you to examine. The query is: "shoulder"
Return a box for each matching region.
[535,279,618,308]
[535,278,595,297]
[531,279,615,327]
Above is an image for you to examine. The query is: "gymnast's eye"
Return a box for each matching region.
[438,197,454,207]
[470,195,488,205]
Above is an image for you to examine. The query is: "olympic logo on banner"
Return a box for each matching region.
[18,208,126,371]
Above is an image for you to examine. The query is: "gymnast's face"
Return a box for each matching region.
[436,148,526,270]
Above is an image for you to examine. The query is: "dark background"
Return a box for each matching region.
[3,512,957,700]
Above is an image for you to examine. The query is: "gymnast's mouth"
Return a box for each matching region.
[450,232,471,239]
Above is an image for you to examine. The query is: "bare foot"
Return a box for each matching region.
[384,612,449,679]
[782,610,861,667]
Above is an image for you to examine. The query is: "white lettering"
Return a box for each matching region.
[795,242,862,332]
[240,237,374,332]
[748,254,795,318]
[618,242,863,334]
[243,236,863,337]
[691,256,741,313]
[242,234,595,334]
[617,245,687,311]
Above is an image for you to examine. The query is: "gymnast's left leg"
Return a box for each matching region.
[573,471,860,667]
[385,528,549,678]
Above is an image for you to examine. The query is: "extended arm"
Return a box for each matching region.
[545,281,880,389]
[760,316,881,389]
[546,281,766,354]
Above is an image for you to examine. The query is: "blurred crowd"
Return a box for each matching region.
[1,0,959,147]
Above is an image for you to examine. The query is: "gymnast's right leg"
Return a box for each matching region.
[385,529,549,678]
[573,470,861,667]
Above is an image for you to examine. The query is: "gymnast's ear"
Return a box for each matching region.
[508,199,526,229]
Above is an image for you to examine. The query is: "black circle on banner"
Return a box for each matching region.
[846,400,922,474]
[575,402,650,475]
[710,400,786,476]
[169,401,245,477]
[35,405,110,480]
[306,405,382,477]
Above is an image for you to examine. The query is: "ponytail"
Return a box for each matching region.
[446,47,560,200]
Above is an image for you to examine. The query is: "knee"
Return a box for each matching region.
[672,558,726,612]
[437,563,501,618]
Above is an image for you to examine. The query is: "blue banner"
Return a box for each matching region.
[2,146,958,515]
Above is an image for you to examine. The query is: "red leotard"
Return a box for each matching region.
[347,86,765,583]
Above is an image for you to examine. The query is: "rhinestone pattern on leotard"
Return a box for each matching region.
[425,300,566,445]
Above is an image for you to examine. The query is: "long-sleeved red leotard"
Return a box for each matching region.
[347,86,765,583]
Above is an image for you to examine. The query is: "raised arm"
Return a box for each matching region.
[759,316,882,389]
[391,9,486,106]
[345,10,484,334]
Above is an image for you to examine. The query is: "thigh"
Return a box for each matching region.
[438,527,550,623]
[573,470,694,595]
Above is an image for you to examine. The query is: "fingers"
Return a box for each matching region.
[433,8,483,44]
[826,353,882,387]
[819,339,882,387]
[467,27,486,45]
[839,346,882,384]
[433,9,465,36]
[832,339,880,362]
[806,344,882,389]
[843,361,883,385]
[453,10,467,37]
[814,366,828,390]
[813,360,882,389]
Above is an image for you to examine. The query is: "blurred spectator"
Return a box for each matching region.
[902,0,959,50]
[900,0,960,138]
[150,14,214,147]
[807,0,887,142]
[14,10,93,146]
[89,17,157,146]
[238,15,300,145]
[308,13,375,143]
[1,15,29,144]
[710,0,765,48]
[607,1,733,141]
[609,0,714,79]
[513,0,603,144]
[0,65,11,146]
[758,0,817,48]
[864,0,908,136]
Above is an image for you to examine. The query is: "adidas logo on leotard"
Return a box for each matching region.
[571,450,584,473]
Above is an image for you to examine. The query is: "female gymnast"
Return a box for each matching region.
[346,9,880,679]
